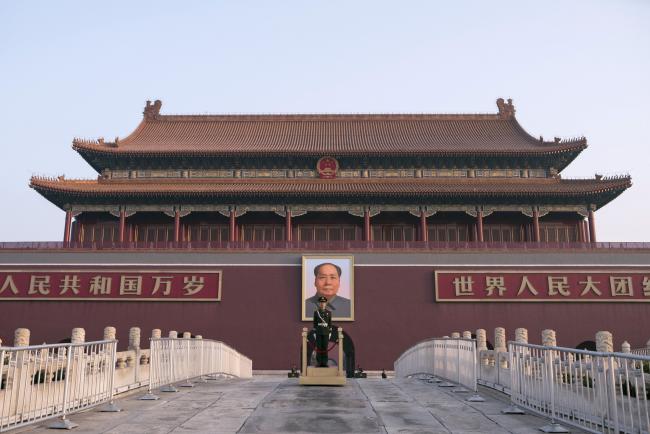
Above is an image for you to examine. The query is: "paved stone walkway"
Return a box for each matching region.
[13,376,580,433]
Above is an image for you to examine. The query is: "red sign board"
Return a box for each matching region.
[0,266,221,301]
[435,268,650,302]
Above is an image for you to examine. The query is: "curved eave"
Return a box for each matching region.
[30,176,631,212]
[73,140,588,174]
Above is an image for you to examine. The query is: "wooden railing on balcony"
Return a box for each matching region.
[1,240,649,251]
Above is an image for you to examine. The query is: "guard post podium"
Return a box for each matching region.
[299,327,346,386]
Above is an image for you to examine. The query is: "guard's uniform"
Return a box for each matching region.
[313,296,332,367]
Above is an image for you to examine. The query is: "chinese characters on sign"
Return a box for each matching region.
[435,269,650,302]
[0,268,222,301]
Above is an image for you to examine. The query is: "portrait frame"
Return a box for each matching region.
[301,255,354,322]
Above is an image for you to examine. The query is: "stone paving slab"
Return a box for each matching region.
[10,376,585,433]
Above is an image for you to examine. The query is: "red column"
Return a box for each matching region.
[285,210,292,241]
[63,210,72,243]
[420,210,428,242]
[364,210,371,242]
[174,210,180,242]
[229,210,237,242]
[118,210,126,243]
[532,209,540,242]
[588,208,597,243]
[476,210,484,242]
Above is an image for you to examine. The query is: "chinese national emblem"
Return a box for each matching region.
[316,157,339,179]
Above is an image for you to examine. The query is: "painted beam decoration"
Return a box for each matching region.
[0,266,221,301]
[435,268,650,302]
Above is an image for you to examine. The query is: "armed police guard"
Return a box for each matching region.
[313,296,332,367]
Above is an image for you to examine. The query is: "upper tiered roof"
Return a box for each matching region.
[72,99,587,171]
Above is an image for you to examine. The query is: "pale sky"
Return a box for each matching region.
[1,1,648,241]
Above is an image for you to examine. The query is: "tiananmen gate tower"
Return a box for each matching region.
[1,98,647,374]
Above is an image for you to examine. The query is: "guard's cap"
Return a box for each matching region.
[317,296,328,303]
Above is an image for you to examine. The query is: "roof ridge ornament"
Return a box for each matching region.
[144,100,162,120]
[496,98,515,120]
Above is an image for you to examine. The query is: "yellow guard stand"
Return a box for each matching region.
[299,327,346,386]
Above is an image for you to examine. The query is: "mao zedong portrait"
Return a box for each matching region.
[304,262,351,318]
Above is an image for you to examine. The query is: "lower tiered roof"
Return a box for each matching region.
[30,176,631,209]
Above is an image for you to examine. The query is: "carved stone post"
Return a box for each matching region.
[71,327,85,344]
[542,329,556,347]
[476,329,488,365]
[169,331,178,338]
[515,328,528,344]
[182,332,191,339]
[476,329,487,351]
[462,331,472,339]
[494,327,506,352]
[103,326,116,341]
[128,327,141,350]
[14,328,30,347]
[621,341,631,353]
[494,327,507,368]
[151,329,161,339]
[596,331,613,353]
[451,332,460,339]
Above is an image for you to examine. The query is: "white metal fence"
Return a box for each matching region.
[144,337,252,397]
[1,337,252,432]
[394,338,482,399]
[508,342,650,433]
[396,337,650,433]
[0,340,118,432]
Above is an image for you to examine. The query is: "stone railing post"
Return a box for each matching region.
[169,331,178,338]
[646,338,650,349]
[103,326,116,341]
[182,332,191,339]
[515,328,528,344]
[151,329,161,339]
[595,330,616,418]
[542,329,556,347]
[462,331,472,339]
[495,327,507,368]
[476,329,488,365]
[128,327,141,350]
[71,327,85,344]
[596,331,613,353]
[70,328,86,401]
[129,327,141,382]
[621,341,630,353]
[451,332,460,339]
[14,328,30,347]
[11,329,31,417]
